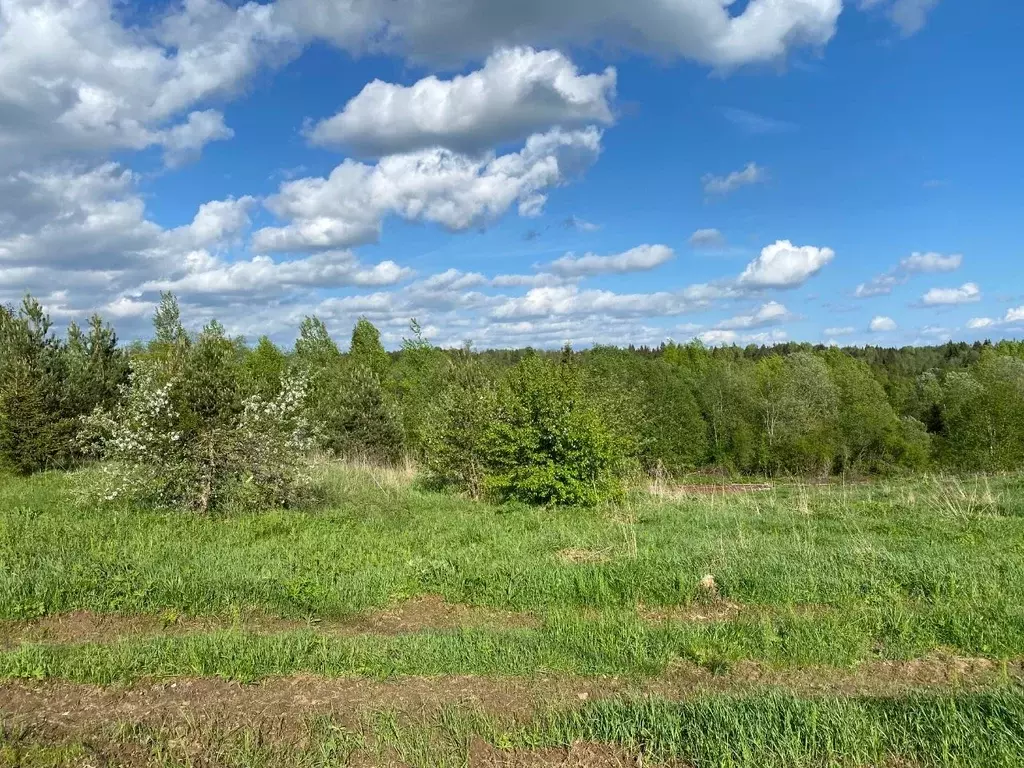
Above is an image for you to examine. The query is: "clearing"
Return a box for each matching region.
[2,467,1024,766]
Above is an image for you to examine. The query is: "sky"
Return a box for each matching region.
[1,0,1022,350]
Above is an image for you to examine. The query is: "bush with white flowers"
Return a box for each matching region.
[83,320,314,513]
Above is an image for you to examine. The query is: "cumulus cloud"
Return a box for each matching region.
[546,244,674,277]
[160,110,234,167]
[0,164,264,315]
[253,127,603,251]
[901,252,962,272]
[824,326,855,336]
[308,47,616,156]
[0,0,296,169]
[870,316,897,332]
[688,228,726,249]
[490,283,723,320]
[140,250,413,297]
[856,251,962,297]
[702,162,766,196]
[966,307,1024,332]
[920,282,981,306]
[737,240,835,289]
[277,0,842,68]
[700,328,788,346]
[715,302,790,330]
[177,197,258,249]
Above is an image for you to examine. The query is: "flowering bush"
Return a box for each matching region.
[84,355,314,514]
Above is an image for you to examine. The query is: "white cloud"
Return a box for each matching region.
[140,250,414,297]
[702,162,766,196]
[491,284,713,320]
[737,240,835,289]
[547,244,674,277]
[860,0,940,36]
[0,164,266,316]
[160,110,234,167]
[0,0,296,169]
[688,228,726,249]
[824,326,855,336]
[920,282,981,306]
[253,127,603,251]
[715,302,790,330]
[966,307,1024,331]
[856,251,962,298]
[278,0,842,68]
[562,216,600,232]
[700,328,788,346]
[967,317,995,330]
[103,296,157,319]
[308,47,615,156]
[178,197,258,249]
[870,316,897,332]
[901,251,962,273]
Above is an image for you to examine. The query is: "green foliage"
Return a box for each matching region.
[325,363,405,463]
[84,312,312,513]
[393,319,453,452]
[755,352,839,475]
[349,316,390,380]
[422,353,496,497]
[940,351,1024,471]
[242,336,289,399]
[0,298,125,474]
[482,355,626,506]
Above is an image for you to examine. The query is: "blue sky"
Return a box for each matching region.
[1,0,1021,349]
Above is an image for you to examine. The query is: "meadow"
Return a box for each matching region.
[3,464,1024,766]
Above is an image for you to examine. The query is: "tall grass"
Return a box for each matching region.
[2,468,1023,621]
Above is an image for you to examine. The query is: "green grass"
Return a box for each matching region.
[2,601,1024,684]
[5,691,1024,767]
[3,468,1024,621]
[4,466,1024,766]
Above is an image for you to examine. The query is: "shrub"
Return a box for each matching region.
[421,356,496,497]
[322,363,405,464]
[84,317,313,513]
[0,298,77,474]
[482,355,626,506]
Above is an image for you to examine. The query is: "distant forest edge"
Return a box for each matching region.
[3,292,1024,504]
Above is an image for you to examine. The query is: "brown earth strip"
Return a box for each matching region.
[1,595,844,650]
[1,656,1020,737]
[0,596,540,650]
[469,738,651,767]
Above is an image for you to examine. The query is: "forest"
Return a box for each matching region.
[2,292,1023,511]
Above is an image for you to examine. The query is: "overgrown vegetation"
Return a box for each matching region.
[3,293,1024,510]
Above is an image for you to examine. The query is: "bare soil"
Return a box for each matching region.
[0,597,540,650]
[469,737,653,767]
[1,656,1018,738]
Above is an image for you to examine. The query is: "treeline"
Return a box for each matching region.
[2,293,1024,509]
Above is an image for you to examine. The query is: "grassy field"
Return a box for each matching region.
[2,465,1024,766]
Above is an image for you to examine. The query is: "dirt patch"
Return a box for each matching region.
[556,548,612,565]
[638,601,742,623]
[0,675,624,737]
[2,656,1019,738]
[654,655,1023,697]
[340,595,538,635]
[0,597,539,650]
[469,737,651,767]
